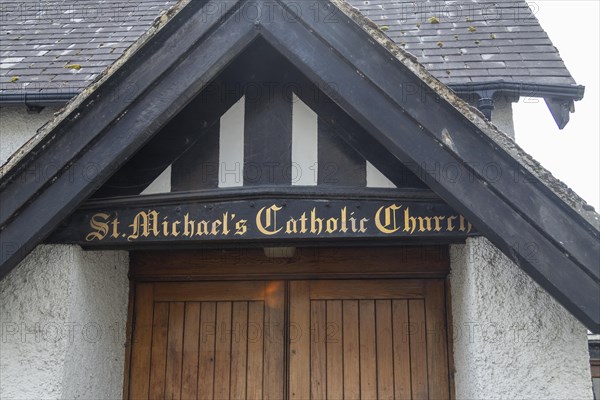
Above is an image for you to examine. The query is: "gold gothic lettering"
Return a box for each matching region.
[84,203,472,242]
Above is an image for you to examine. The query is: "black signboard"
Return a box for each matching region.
[49,196,476,246]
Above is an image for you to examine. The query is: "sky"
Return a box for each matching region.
[512,0,600,210]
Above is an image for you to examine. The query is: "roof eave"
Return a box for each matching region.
[1,81,584,130]
[448,81,585,129]
[0,81,584,107]
[447,81,585,101]
[0,92,77,107]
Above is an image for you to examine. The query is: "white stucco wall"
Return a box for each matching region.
[450,237,593,399]
[491,95,515,139]
[0,245,129,399]
[0,246,73,398]
[0,106,59,166]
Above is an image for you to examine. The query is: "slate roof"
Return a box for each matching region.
[0,0,178,96]
[347,0,576,85]
[0,0,580,98]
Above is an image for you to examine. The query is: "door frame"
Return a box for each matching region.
[123,245,455,399]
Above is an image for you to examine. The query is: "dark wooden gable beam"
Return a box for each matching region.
[242,48,294,186]
[256,0,598,329]
[317,115,366,186]
[0,0,258,274]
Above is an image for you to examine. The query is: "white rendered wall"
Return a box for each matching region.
[219,96,245,188]
[292,93,318,186]
[450,237,593,399]
[0,106,59,166]
[0,245,129,399]
[491,95,516,139]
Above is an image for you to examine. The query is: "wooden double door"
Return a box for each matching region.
[127,279,450,399]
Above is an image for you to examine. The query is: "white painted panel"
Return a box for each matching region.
[291,93,318,186]
[219,96,245,187]
[366,161,396,188]
[141,165,172,194]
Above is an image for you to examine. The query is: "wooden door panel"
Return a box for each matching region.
[342,300,360,399]
[359,300,377,400]
[310,300,326,399]
[181,302,201,398]
[128,282,285,400]
[129,279,449,399]
[376,300,395,400]
[289,280,450,400]
[198,302,216,400]
[129,284,154,399]
[392,300,412,399]
[148,302,169,398]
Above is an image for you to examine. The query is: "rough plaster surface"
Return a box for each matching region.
[450,237,593,399]
[490,95,515,139]
[0,246,72,398]
[0,107,59,166]
[0,245,129,399]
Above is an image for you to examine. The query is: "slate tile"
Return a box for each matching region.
[0,0,578,93]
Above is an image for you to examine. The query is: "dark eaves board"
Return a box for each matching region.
[0,0,598,331]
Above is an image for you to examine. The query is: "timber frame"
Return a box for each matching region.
[0,0,598,331]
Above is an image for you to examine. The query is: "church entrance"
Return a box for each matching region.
[125,248,452,399]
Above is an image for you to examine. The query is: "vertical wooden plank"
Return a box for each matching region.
[198,302,216,400]
[264,281,285,400]
[171,122,220,191]
[310,301,327,400]
[244,87,293,185]
[231,302,249,400]
[181,302,200,399]
[376,300,394,400]
[214,301,232,400]
[165,302,185,399]
[129,283,154,400]
[409,300,428,399]
[289,281,310,400]
[318,116,367,186]
[148,302,169,398]
[392,300,412,399]
[425,280,450,399]
[343,300,360,400]
[247,301,264,400]
[326,300,344,399]
[359,300,377,400]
